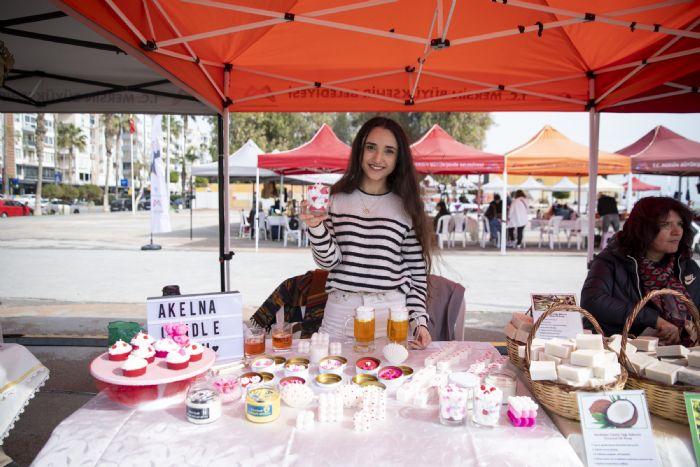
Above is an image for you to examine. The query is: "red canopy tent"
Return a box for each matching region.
[622,176,661,191]
[410,124,504,175]
[258,123,350,175]
[616,125,700,175]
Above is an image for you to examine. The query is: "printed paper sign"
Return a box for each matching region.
[531,293,583,340]
[684,392,700,467]
[147,291,243,361]
[577,390,659,467]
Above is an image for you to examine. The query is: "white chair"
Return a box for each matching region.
[436,214,454,249]
[255,211,268,241]
[567,217,588,250]
[238,210,250,238]
[538,215,564,249]
[282,215,303,247]
[452,213,469,248]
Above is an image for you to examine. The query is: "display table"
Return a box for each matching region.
[1,344,50,445]
[32,342,583,466]
[551,412,694,467]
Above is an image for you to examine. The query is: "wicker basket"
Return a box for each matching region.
[524,305,628,421]
[506,336,527,371]
[620,288,700,425]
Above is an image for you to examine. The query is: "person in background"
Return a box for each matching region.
[507,190,529,248]
[300,116,433,349]
[581,197,700,344]
[484,194,502,245]
[433,200,451,232]
[597,192,620,234]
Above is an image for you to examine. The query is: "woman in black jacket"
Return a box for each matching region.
[581,196,700,344]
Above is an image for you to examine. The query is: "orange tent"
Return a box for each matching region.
[55,1,700,114]
[506,125,631,175]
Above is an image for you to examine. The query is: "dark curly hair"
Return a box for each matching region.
[616,196,694,260]
[332,116,432,274]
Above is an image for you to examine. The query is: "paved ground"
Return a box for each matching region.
[0,209,593,465]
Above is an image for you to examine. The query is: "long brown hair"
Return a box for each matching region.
[333,116,433,273]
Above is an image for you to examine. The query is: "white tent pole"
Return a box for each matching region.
[577,175,581,215]
[223,109,231,292]
[130,117,135,215]
[627,172,633,213]
[587,109,600,264]
[501,170,507,255]
[255,168,260,252]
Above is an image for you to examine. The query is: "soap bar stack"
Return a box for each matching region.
[507,396,539,427]
[618,336,700,386]
[504,313,534,343]
[529,333,621,387]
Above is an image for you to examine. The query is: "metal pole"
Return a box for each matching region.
[190,173,193,241]
[626,171,633,213]
[223,110,231,292]
[255,168,260,251]
[501,170,507,255]
[217,115,225,292]
[587,109,600,264]
[130,116,135,215]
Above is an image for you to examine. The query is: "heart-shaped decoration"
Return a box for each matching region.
[311,196,317,202]
[212,345,219,352]
[320,187,329,194]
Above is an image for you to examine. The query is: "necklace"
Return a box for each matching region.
[358,191,381,215]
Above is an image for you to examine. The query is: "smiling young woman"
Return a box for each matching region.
[581,196,700,345]
[300,117,433,349]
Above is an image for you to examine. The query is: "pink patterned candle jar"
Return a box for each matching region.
[307,183,330,213]
[319,356,347,375]
[377,366,404,389]
[355,357,380,375]
[439,384,469,426]
[472,385,503,427]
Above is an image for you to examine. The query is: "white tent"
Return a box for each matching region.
[517,176,545,191]
[423,175,438,187]
[595,176,625,192]
[191,140,276,178]
[481,177,512,192]
[544,177,579,192]
[456,175,477,189]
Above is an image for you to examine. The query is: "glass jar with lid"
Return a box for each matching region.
[186,379,222,424]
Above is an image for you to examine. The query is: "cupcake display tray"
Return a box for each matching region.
[90,348,216,386]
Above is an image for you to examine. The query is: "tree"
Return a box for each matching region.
[162,116,183,189]
[42,183,61,200]
[100,114,121,211]
[56,122,87,186]
[60,184,79,203]
[78,184,102,203]
[112,115,132,194]
[34,113,47,215]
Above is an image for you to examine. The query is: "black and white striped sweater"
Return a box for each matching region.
[307,189,428,333]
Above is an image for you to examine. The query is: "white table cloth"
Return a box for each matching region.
[0,343,50,444]
[32,342,583,467]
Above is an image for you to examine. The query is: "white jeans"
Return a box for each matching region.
[319,290,407,340]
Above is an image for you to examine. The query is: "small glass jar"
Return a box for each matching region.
[448,372,479,410]
[245,384,281,423]
[439,384,469,426]
[472,386,503,427]
[484,370,517,404]
[186,380,222,424]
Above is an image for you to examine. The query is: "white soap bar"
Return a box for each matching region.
[515,328,530,343]
[545,340,572,359]
[602,350,618,365]
[656,345,689,358]
[688,351,700,368]
[557,376,586,387]
[678,367,700,386]
[644,361,682,385]
[627,353,657,374]
[539,353,562,365]
[570,350,606,368]
[504,322,518,340]
[576,334,604,351]
[624,343,638,355]
[511,313,533,332]
[557,364,593,384]
[593,362,621,379]
[532,338,546,347]
[631,337,658,352]
[532,344,545,361]
[660,357,688,366]
[517,345,526,359]
[529,361,557,381]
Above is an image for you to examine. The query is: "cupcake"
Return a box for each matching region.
[166,347,190,370]
[130,331,154,350]
[108,340,132,361]
[154,338,178,358]
[121,355,148,377]
[185,342,204,362]
[132,344,156,364]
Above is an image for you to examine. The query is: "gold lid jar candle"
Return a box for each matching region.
[245,384,281,423]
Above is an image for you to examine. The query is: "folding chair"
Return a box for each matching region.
[239,210,251,238]
[538,215,564,249]
[436,214,454,249]
[283,215,303,247]
[452,213,469,248]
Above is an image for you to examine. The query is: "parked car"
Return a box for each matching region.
[43,200,72,215]
[110,198,132,212]
[0,199,33,217]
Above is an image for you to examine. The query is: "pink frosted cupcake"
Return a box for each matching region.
[130,331,154,350]
[154,338,178,358]
[132,344,156,364]
[166,347,190,370]
[108,340,132,361]
[185,342,204,362]
[121,355,147,377]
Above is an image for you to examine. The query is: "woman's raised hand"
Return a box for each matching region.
[409,326,432,350]
[299,200,328,228]
[656,317,681,345]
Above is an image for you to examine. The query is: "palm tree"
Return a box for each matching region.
[100,114,121,211]
[34,113,47,215]
[2,114,14,196]
[162,115,183,188]
[56,121,86,186]
[113,114,132,194]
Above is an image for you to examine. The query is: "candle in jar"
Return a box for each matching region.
[245,385,281,423]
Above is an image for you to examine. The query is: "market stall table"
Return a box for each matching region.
[32,342,583,466]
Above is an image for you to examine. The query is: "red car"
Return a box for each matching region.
[0,199,33,217]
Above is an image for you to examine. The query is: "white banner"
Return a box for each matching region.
[149,115,171,233]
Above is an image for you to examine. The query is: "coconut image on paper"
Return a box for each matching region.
[588,396,639,429]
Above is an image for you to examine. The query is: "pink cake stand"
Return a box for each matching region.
[90,349,216,409]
